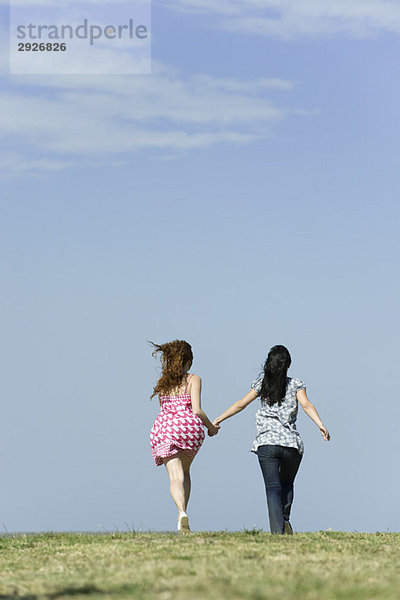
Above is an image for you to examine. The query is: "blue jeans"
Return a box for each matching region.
[257,445,302,534]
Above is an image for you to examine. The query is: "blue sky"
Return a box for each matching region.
[1,1,399,533]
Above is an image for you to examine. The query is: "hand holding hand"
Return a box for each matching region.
[207,423,220,437]
[320,426,330,441]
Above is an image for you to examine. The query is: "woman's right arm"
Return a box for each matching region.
[213,389,258,426]
[297,389,330,441]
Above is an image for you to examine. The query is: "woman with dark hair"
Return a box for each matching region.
[213,345,330,534]
[149,340,219,533]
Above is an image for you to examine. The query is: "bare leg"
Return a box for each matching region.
[163,455,185,513]
[181,453,194,509]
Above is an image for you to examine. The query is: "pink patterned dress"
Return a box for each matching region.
[150,374,205,466]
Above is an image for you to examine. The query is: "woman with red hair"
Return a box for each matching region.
[149,340,219,533]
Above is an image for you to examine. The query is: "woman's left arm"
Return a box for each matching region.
[213,390,258,426]
[190,375,219,436]
[297,389,330,441]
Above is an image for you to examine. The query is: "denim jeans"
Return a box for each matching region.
[257,445,302,534]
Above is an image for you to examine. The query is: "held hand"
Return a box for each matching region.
[320,426,330,441]
[208,423,220,437]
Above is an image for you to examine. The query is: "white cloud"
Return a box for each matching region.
[0,25,307,177]
[190,75,297,93]
[5,0,146,6]
[156,0,240,16]
[0,66,291,173]
[0,153,73,176]
[159,0,400,39]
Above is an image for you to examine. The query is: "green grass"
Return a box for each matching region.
[0,531,399,600]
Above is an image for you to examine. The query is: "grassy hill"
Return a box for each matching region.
[0,531,399,599]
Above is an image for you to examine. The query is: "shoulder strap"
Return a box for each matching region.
[184,373,193,394]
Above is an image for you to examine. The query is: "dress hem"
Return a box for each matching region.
[152,441,198,466]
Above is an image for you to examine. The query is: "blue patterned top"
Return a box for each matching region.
[250,377,306,455]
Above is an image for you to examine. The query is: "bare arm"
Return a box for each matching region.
[190,375,219,436]
[213,389,258,425]
[297,389,330,441]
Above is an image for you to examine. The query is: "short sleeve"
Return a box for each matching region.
[295,378,306,392]
[251,377,262,395]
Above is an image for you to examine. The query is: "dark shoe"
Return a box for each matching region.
[284,521,293,535]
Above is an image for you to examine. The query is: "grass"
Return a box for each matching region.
[0,531,399,600]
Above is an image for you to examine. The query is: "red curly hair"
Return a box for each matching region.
[150,340,193,399]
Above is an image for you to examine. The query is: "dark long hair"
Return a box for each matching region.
[259,345,291,406]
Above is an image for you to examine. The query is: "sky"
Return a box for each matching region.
[1,0,400,534]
